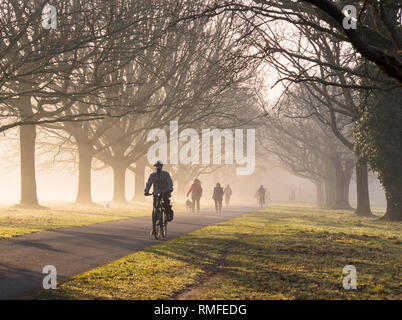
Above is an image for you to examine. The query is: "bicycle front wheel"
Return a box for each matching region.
[154,208,162,240]
[161,212,168,238]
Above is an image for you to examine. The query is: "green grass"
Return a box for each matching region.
[0,203,154,239]
[36,205,401,300]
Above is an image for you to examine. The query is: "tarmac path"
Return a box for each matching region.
[0,206,256,299]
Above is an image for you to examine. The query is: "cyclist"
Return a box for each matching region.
[144,160,174,235]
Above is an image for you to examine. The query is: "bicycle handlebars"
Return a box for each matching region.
[145,192,171,197]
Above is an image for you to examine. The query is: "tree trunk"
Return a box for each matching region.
[323,157,336,208]
[75,142,93,205]
[324,176,336,208]
[355,161,374,217]
[112,165,127,203]
[381,179,402,221]
[315,179,325,208]
[133,158,146,201]
[331,161,354,210]
[332,174,353,210]
[19,124,40,208]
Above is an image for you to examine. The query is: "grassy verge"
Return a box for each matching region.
[36,205,401,300]
[0,202,161,239]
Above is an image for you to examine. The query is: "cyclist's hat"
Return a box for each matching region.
[154,160,163,167]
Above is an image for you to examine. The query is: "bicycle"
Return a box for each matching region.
[146,192,168,240]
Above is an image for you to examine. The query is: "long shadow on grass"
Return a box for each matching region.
[190,234,399,299]
[241,211,397,238]
[140,228,399,298]
[142,226,395,270]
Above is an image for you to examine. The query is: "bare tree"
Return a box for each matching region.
[1,0,172,207]
[258,88,355,209]
[179,0,402,83]
[39,6,260,205]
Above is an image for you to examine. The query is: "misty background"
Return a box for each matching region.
[0,128,386,208]
[1,0,399,221]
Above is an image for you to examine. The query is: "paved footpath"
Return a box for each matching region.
[0,206,256,299]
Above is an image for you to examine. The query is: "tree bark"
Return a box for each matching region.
[112,165,127,203]
[331,160,354,210]
[381,179,402,221]
[355,161,374,217]
[19,124,40,208]
[75,142,93,205]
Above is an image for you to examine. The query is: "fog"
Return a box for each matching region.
[0,136,386,209]
[0,0,397,220]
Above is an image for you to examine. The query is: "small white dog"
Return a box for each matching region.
[185,199,193,212]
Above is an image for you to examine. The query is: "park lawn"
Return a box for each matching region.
[0,202,173,239]
[36,205,401,300]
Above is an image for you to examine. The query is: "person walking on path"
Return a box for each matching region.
[213,183,224,214]
[255,185,266,207]
[224,185,232,206]
[187,178,203,212]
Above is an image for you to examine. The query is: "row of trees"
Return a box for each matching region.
[1,0,261,206]
[1,1,400,220]
[187,0,401,220]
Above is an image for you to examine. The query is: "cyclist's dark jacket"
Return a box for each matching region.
[144,170,173,194]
